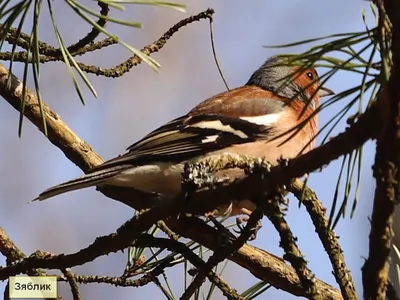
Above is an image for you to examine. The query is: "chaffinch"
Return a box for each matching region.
[34,56,333,215]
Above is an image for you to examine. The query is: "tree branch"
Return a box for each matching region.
[61,268,81,300]
[180,207,263,300]
[290,179,357,300]
[263,194,319,298]
[2,1,109,58]
[167,216,342,299]
[0,227,60,300]
[362,1,396,299]
[1,9,215,78]
[135,234,244,300]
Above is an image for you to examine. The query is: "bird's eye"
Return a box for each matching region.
[306,71,315,81]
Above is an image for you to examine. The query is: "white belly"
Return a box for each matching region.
[105,163,184,196]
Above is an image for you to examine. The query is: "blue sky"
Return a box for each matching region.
[0,1,378,299]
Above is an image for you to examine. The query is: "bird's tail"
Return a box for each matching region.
[33,166,128,201]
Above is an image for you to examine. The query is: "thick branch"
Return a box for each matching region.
[0,227,59,300]
[0,227,46,277]
[362,1,397,300]
[0,227,25,265]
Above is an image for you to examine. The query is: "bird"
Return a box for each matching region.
[34,55,334,216]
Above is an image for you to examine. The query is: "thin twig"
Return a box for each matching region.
[0,9,215,77]
[61,268,81,300]
[91,8,214,78]
[180,208,263,300]
[290,179,357,300]
[59,274,153,287]
[3,1,109,57]
[136,234,243,300]
[58,255,174,288]
[2,25,57,53]
[0,36,118,62]
[263,194,320,299]
[61,1,109,55]
[157,221,179,241]
[208,18,229,91]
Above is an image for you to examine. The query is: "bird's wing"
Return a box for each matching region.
[89,114,270,172]
[89,86,285,173]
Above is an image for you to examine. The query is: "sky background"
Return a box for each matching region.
[0,1,380,299]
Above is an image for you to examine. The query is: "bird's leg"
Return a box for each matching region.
[234,208,263,241]
[236,208,253,221]
[207,215,235,246]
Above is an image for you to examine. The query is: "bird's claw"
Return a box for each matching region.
[208,215,235,246]
[234,216,263,241]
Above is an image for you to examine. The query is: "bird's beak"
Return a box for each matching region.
[317,86,335,97]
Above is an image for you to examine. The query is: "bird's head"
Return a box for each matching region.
[246,55,334,109]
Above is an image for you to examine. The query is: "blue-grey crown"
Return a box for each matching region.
[246,56,309,102]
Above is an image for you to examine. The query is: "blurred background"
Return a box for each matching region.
[0,0,378,299]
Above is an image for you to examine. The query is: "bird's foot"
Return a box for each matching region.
[235,210,262,241]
